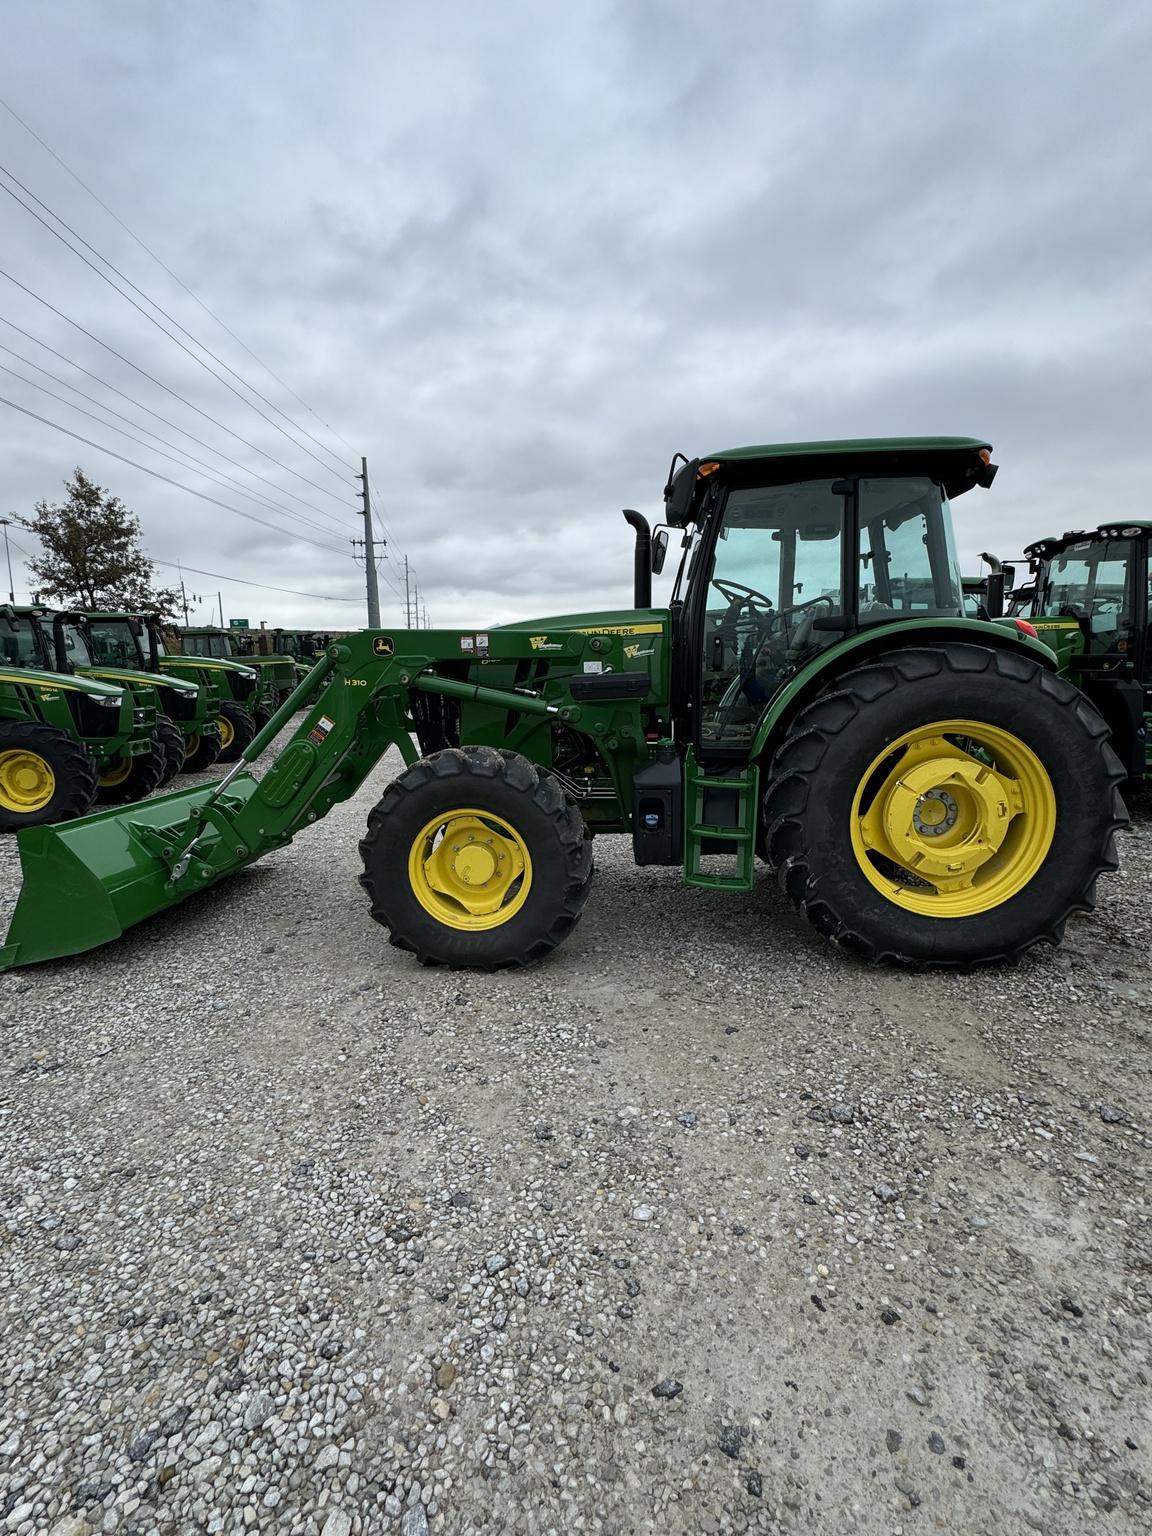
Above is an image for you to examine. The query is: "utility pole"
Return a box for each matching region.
[179,580,190,626]
[218,592,224,628]
[404,555,412,629]
[412,584,420,628]
[358,457,381,628]
[0,518,15,602]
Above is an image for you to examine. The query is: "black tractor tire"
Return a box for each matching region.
[359,745,594,970]
[182,729,221,775]
[0,720,98,832]
[253,703,274,731]
[154,716,186,785]
[762,644,1127,968]
[96,737,168,806]
[216,701,256,764]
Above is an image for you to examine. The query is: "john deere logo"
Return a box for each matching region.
[373,637,395,656]
[529,635,563,652]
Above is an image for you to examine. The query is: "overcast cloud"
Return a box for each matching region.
[2,0,1150,629]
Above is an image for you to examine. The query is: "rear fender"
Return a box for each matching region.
[749,618,1060,763]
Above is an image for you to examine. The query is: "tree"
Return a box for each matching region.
[19,469,180,618]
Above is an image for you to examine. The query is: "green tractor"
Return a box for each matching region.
[1019,521,1152,785]
[81,611,226,776]
[5,605,191,799]
[272,629,332,686]
[135,618,262,765]
[182,626,298,719]
[0,607,154,831]
[0,438,1127,975]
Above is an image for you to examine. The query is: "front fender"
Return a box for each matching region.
[749,618,1059,761]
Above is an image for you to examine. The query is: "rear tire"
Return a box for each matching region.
[0,721,98,832]
[154,716,185,785]
[253,703,274,730]
[360,746,593,969]
[96,736,167,805]
[762,644,1127,967]
[216,701,256,764]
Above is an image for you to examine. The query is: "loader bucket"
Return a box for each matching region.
[0,774,260,971]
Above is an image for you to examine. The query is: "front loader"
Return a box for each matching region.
[0,438,1127,974]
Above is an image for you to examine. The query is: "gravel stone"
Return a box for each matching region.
[0,736,1148,1536]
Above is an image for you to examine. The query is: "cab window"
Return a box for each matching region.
[1039,538,1133,654]
[700,479,843,747]
[858,478,962,616]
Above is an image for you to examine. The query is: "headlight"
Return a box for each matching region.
[132,708,149,725]
[96,693,122,708]
[241,668,257,680]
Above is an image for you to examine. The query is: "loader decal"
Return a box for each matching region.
[372,637,395,656]
[577,622,664,638]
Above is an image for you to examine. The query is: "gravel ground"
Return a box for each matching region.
[0,739,1149,1536]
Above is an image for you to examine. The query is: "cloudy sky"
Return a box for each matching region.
[2,0,1150,629]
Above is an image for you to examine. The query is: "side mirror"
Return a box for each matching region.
[651,528,669,575]
[663,457,700,527]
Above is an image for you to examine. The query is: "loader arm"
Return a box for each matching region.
[0,637,581,971]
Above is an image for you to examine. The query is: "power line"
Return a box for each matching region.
[0,311,351,527]
[151,559,365,603]
[0,92,358,476]
[0,265,356,533]
[0,167,357,502]
[0,355,348,545]
[0,339,354,543]
[0,394,355,558]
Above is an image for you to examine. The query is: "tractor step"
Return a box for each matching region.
[683,749,759,891]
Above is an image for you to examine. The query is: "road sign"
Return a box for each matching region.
[228,619,249,629]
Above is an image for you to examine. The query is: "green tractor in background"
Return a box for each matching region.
[1018,521,1152,786]
[106,615,260,766]
[0,606,156,830]
[5,605,191,797]
[272,629,333,685]
[80,611,225,775]
[181,626,298,721]
[0,437,1127,976]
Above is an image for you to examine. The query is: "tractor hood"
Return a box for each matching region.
[493,607,670,641]
[0,663,123,699]
[161,657,258,681]
[84,665,199,695]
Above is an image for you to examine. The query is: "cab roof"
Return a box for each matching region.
[1025,521,1152,560]
[667,437,995,525]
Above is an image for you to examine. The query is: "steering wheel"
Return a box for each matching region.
[712,577,775,616]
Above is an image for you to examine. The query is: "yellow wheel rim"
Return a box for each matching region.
[183,733,201,761]
[850,719,1057,918]
[408,808,532,931]
[218,715,234,750]
[98,756,133,788]
[0,749,56,812]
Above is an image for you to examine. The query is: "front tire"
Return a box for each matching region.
[359,746,593,969]
[154,716,185,785]
[182,729,221,775]
[96,737,168,805]
[216,701,256,764]
[0,721,98,832]
[763,644,1127,967]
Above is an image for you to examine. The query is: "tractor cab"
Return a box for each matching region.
[1023,522,1152,780]
[663,438,997,756]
